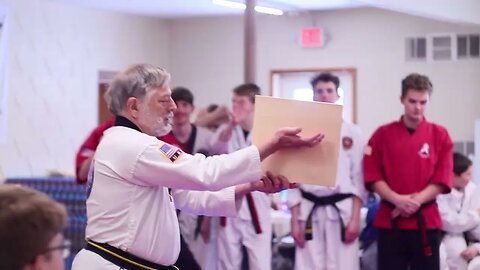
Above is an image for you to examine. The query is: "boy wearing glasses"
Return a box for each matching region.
[0,185,69,270]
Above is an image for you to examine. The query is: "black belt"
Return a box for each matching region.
[382,200,436,256]
[300,189,353,241]
[85,240,180,270]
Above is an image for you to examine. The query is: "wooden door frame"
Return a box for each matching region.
[98,70,118,124]
[269,67,357,123]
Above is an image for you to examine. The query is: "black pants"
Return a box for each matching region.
[378,229,441,270]
[175,235,201,270]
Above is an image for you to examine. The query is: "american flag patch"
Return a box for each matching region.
[160,143,183,162]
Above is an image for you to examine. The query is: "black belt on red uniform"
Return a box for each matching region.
[85,239,180,270]
[300,189,354,241]
[382,200,436,256]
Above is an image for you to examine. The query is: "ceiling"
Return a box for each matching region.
[56,0,480,25]
[56,0,367,18]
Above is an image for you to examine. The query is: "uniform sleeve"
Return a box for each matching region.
[212,124,237,153]
[350,128,369,203]
[171,187,237,217]
[472,243,480,253]
[212,124,227,145]
[363,128,385,191]
[431,129,453,193]
[438,195,480,234]
[286,188,302,208]
[132,143,262,191]
[205,128,229,155]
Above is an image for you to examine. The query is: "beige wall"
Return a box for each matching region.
[168,8,480,141]
[0,0,169,178]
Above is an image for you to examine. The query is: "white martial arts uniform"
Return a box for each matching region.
[71,121,263,270]
[215,125,273,270]
[287,121,367,270]
[438,182,480,270]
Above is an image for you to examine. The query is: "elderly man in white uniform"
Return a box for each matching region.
[71,64,324,270]
[288,73,367,270]
[214,83,274,270]
[439,152,480,270]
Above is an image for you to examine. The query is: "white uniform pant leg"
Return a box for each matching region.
[468,257,480,270]
[202,217,219,270]
[217,218,243,270]
[294,219,327,270]
[184,231,209,268]
[325,217,360,270]
[440,242,449,270]
[242,219,272,270]
[72,249,119,270]
[361,241,378,270]
[443,234,469,270]
[179,215,219,270]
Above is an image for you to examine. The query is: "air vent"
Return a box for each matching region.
[406,37,427,60]
[457,34,480,59]
[432,35,452,60]
[406,33,479,62]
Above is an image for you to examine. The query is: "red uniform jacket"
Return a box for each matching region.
[364,117,453,229]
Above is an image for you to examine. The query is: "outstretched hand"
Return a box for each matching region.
[273,127,324,150]
[259,127,324,161]
[251,171,299,194]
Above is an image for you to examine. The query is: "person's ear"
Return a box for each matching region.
[27,253,49,270]
[126,97,141,119]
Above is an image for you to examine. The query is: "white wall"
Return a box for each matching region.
[0,0,169,178]
[1,5,479,179]
[168,16,244,109]
[475,120,480,183]
[168,8,480,141]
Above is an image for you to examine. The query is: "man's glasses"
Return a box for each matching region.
[42,240,71,259]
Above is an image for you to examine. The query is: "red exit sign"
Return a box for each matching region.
[301,27,324,48]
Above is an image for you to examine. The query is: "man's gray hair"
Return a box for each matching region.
[105,64,171,115]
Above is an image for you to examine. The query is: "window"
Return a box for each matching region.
[292,88,313,101]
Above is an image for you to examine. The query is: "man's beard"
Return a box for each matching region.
[141,108,173,137]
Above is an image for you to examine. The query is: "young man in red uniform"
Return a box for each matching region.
[363,73,453,270]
